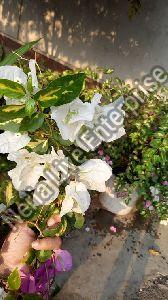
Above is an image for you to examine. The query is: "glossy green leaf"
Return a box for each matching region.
[0,118,23,132]
[25,249,36,265]
[34,73,85,107]
[0,79,26,99]
[36,250,52,262]
[74,213,85,229]
[25,98,36,117]
[0,105,26,121]
[7,268,21,291]
[43,217,68,237]
[52,131,73,146]
[27,139,48,154]
[0,40,40,66]
[19,113,44,132]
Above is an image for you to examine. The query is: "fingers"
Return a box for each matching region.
[32,215,62,251]
[1,222,36,267]
[32,237,62,251]
[47,214,61,227]
[12,222,36,238]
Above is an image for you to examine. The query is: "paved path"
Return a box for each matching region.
[54,211,168,299]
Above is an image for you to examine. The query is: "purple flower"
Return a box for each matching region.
[20,270,36,294]
[20,250,72,298]
[54,249,72,272]
[162,181,168,186]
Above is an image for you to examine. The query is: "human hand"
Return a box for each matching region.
[0,215,62,275]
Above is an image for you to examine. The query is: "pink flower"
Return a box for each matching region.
[98,149,104,156]
[162,181,168,186]
[144,200,152,208]
[105,155,111,161]
[108,160,113,166]
[110,226,117,233]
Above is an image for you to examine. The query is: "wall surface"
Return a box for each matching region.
[0,0,168,81]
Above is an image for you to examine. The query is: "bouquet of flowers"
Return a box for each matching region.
[0,41,125,299]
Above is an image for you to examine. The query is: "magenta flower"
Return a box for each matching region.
[105,155,110,161]
[110,226,117,233]
[144,200,152,208]
[20,250,72,298]
[20,270,36,294]
[98,149,104,156]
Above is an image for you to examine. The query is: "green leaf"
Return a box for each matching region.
[7,268,21,291]
[25,98,36,117]
[0,40,40,66]
[34,73,85,107]
[27,139,48,154]
[5,294,17,300]
[52,131,73,146]
[43,216,68,237]
[19,113,44,132]
[27,76,34,94]
[0,79,26,99]
[36,250,52,262]
[0,105,26,121]
[0,118,23,132]
[5,181,13,207]
[25,249,36,265]
[74,213,85,229]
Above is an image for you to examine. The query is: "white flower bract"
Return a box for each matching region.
[0,131,30,154]
[60,181,91,217]
[78,159,112,192]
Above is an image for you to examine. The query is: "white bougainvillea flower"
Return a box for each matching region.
[8,147,68,196]
[0,59,38,105]
[28,59,39,93]
[8,149,46,191]
[50,94,101,142]
[60,181,91,217]
[33,148,69,206]
[43,147,69,183]
[0,65,27,84]
[94,96,126,142]
[150,186,159,196]
[33,179,59,206]
[0,131,30,154]
[77,159,112,192]
[76,96,126,151]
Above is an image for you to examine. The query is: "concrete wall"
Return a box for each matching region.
[0,0,168,81]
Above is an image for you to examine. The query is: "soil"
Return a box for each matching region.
[135,274,168,300]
